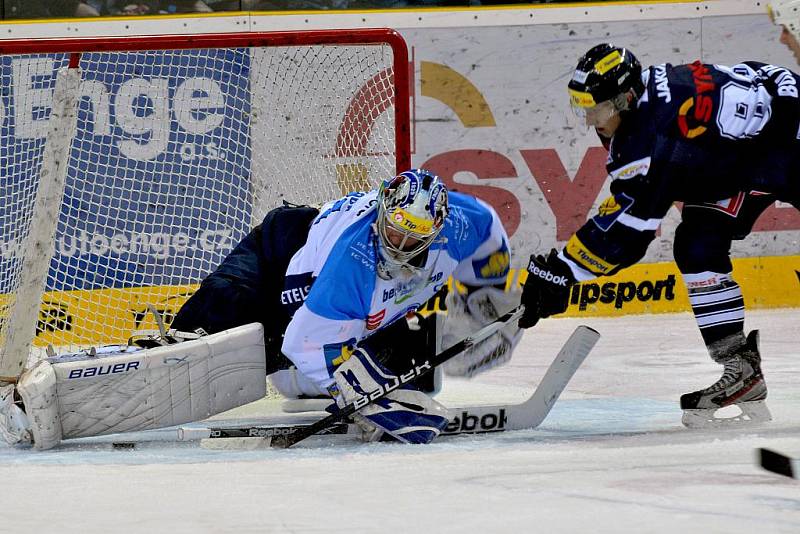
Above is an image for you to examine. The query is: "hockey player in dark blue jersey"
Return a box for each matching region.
[519,44,800,427]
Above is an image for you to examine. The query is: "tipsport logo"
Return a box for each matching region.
[569,275,677,311]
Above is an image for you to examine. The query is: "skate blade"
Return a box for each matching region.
[682,400,772,429]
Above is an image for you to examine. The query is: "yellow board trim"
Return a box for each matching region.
[12,255,798,349]
[24,284,198,347]
[517,255,800,317]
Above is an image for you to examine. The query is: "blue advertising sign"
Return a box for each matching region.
[0,48,252,291]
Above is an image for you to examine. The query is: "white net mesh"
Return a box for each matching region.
[0,31,406,374]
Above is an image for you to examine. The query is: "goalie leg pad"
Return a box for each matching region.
[269,367,329,399]
[17,323,267,450]
[330,348,449,444]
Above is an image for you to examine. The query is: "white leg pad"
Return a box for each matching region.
[17,323,267,450]
[268,367,329,399]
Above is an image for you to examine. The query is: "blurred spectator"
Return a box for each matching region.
[100,1,158,14]
[203,0,239,10]
[94,0,215,14]
[118,3,155,14]
[6,0,100,18]
[158,0,214,12]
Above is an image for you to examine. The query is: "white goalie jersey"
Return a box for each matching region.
[280,190,513,390]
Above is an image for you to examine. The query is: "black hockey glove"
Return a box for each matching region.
[519,249,576,329]
[358,312,434,364]
[356,311,439,393]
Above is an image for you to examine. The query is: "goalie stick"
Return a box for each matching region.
[757,447,800,479]
[177,323,600,447]
[270,306,528,448]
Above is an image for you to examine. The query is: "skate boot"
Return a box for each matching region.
[680,330,770,428]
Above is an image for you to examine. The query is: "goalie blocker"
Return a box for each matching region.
[7,323,267,450]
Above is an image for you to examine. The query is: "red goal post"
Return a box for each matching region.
[0,28,411,381]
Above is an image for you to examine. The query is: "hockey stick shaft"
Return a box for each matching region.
[270,305,527,448]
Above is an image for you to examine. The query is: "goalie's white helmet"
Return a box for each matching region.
[769,0,800,41]
[375,169,448,276]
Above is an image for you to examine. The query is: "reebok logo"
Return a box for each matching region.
[528,262,569,286]
[443,409,507,434]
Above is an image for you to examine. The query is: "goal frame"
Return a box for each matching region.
[0,28,411,173]
[0,28,412,382]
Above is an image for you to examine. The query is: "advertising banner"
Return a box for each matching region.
[0,3,795,345]
[402,15,800,266]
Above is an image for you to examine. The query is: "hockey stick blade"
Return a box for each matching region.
[269,306,527,449]
[444,324,599,433]
[757,447,799,479]
[180,323,599,447]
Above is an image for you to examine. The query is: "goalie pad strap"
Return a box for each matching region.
[17,322,268,450]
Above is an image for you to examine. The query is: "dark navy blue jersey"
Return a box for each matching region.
[561,61,800,282]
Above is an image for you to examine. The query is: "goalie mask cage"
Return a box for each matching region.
[0,29,411,380]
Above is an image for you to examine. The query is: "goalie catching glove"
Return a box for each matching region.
[440,282,523,378]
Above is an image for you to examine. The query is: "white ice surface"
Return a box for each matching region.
[2,309,800,533]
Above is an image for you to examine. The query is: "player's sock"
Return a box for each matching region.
[684,272,745,349]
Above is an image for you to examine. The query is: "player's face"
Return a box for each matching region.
[573,99,623,137]
[582,100,623,137]
[593,110,623,137]
[779,26,800,65]
[385,226,422,251]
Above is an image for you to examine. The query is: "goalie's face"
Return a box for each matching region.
[384,226,423,251]
[376,169,448,276]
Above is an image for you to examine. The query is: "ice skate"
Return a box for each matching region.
[680,330,771,428]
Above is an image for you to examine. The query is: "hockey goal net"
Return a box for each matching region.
[0,29,410,380]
